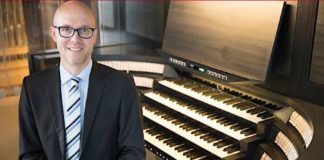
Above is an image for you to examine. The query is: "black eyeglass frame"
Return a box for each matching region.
[53,26,96,39]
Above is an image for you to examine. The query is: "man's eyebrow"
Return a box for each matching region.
[55,25,71,28]
[79,25,95,28]
[54,25,95,28]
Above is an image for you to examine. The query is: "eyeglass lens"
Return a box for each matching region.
[58,27,94,38]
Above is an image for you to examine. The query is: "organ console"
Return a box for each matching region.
[134,1,314,159]
[27,0,324,159]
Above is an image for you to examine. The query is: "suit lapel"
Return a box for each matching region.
[80,62,105,156]
[46,66,66,159]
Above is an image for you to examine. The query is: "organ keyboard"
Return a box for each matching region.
[158,79,275,124]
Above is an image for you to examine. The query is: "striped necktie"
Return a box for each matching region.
[65,77,81,160]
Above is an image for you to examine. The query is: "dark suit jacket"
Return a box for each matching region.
[19,61,146,160]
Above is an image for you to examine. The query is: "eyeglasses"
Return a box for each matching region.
[53,26,95,39]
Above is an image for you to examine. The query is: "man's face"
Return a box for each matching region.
[50,8,97,68]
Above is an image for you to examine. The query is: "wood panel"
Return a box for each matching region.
[162,1,284,81]
[310,2,324,84]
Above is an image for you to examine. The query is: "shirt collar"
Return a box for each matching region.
[60,60,93,85]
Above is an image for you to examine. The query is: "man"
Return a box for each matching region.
[19,1,145,160]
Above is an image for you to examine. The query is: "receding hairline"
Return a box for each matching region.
[53,1,96,26]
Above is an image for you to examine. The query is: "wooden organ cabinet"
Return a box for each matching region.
[28,1,324,159]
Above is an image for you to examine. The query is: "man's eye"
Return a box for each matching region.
[60,28,72,33]
[79,28,90,33]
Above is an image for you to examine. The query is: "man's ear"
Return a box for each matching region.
[50,26,57,42]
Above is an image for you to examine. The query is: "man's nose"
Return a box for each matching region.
[70,30,82,41]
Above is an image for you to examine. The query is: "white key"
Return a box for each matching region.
[159,80,274,123]
[144,92,256,140]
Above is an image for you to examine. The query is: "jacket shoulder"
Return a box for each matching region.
[23,66,58,85]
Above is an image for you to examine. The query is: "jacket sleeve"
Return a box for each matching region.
[118,76,146,160]
[19,77,46,160]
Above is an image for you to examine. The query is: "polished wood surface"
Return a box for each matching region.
[310,2,324,84]
[162,1,284,81]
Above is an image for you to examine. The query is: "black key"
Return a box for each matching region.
[177,144,193,152]
[250,98,267,105]
[192,86,210,92]
[200,133,212,141]
[257,111,273,119]
[192,129,206,136]
[231,124,246,131]
[216,118,227,124]
[207,114,222,120]
[241,128,256,136]
[172,120,184,125]
[223,120,234,126]
[196,109,209,115]
[247,107,264,115]
[233,101,255,110]
[206,136,220,143]
[240,95,252,101]
[202,90,218,96]
[213,141,228,148]
[174,144,186,152]
[265,103,282,110]
[212,94,231,101]
[223,98,242,105]
[156,133,170,141]
[224,145,240,154]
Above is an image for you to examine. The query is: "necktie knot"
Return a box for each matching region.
[71,77,80,85]
[69,77,80,93]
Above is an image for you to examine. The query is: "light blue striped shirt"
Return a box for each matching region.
[60,60,92,130]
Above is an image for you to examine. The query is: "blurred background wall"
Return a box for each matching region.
[0,0,168,98]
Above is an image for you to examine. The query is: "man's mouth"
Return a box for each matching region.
[68,47,82,51]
